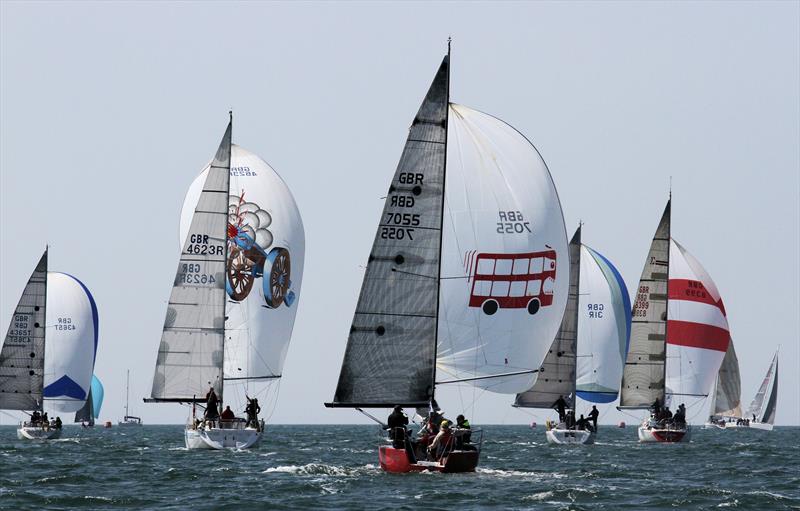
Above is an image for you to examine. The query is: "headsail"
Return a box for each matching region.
[513,227,579,407]
[0,250,47,410]
[575,245,631,403]
[74,375,104,423]
[665,239,730,399]
[747,350,778,424]
[179,145,305,383]
[43,272,100,412]
[620,201,670,408]
[150,120,231,402]
[328,55,449,407]
[436,104,569,394]
[709,340,741,418]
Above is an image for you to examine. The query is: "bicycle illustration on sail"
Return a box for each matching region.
[226,192,295,308]
[465,249,557,315]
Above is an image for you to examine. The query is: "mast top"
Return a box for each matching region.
[229,110,233,123]
[447,36,451,56]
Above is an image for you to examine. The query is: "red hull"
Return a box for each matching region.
[651,430,687,443]
[378,446,479,474]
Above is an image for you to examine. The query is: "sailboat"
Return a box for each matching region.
[740,349,778,431]
[704,341,741,429]
[618,200,731,443]
[119,370,142,426]
[0,249,99,440]
[75,374,104,427]
[146,114,304,450]
[515,226,631,445]
[325,46,569,473]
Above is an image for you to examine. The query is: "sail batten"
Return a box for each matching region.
[150,121,232,402]
[328,56,450,407]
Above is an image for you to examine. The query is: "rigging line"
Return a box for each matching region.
[436,368,539,385]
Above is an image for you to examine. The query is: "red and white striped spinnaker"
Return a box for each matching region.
[666,239,730,400]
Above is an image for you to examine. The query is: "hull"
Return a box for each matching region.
[185,421,264,450]
[638,423,691,443]
[117,421,143,427]
[378,445,480,473]
[545,428,595,445]
[17,426,62,441]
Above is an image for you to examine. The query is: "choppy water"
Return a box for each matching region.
[0,424,798,510]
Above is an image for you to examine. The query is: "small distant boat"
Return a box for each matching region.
[326,45,569,473]
[75,375,104,427]
[515,226,631,445]
[737,350,779,431]
[704,341,741,429]
[118,370,142,427]
[0,250,99,441]
[619,200,731,443]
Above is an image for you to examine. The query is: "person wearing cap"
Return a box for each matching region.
[428,420,453,461]
[455,414,472,448]
[385,405,409,449]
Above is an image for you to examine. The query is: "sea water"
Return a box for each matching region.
[0,424,797,510]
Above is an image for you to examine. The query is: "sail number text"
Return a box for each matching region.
[8,314,32,340]
[54,317,75,331]
[179,263,217,285]
[632,285,650,317]
[186,234,224,256]
[586,303,604,318]
[497,211,532,234]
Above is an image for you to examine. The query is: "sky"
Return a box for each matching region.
[1,1,798,426]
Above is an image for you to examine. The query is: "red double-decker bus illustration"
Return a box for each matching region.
[467,249,557,315]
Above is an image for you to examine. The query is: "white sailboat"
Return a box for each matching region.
[515,226,631,445]
[146,114,304,450]
[1,250,99,440]
[118,370,142,426]
[619,200,732,443]
[326,46,569,472]
[741,350,778,431]
[704,341,741,429]
[74,374,104,427]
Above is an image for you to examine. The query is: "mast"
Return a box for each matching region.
[570,226,581,418]
[662,195,671,406]
[40,245,48,413]
[125,369,130,418]
[430,40,451,402]
[220,111,232,408]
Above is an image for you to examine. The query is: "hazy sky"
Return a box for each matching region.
[1,1,797,426]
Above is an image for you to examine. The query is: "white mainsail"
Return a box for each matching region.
[437,104,569,394]
[43,272,99,412]
[179,145,305,383]
[746,350,778,425]
[150,120,231,402]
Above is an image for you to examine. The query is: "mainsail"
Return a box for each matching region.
[328,55,449,407]
[619,201,671,408]
[179,145,305,383]
[708,341,741,418]
[746,351,778,424]
[513,227,580,407]
[0,250,48,410]
[150,120,232,402]
[575,245,631,403]
[43,272,100,412]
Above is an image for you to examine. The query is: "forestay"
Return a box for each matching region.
[620,201,670,408]
[328,56,449,407]
[151,121,231,402]
[665,239,730,399]
[0,251,47,410]
[437,104,568,394]
[575,245,631,403]
[513,227,579,407]
[43,272,99,412]
[709,341,741,418]
[180,145,305,382]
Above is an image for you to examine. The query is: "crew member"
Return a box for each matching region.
[220,405,235,421]
[576,414,590,431]
[428,420,453,461]
[455,414,472,447]
[553,396,568,423]
[385,405,409,449]
[588,405,600,432]
[205,386,220,420]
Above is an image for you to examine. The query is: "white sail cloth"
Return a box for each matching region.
[665,239,730,398]
[43,272,99,412]
[709,340,742,418]
[575,246,631,402]
[436,104,568,394]
[747,351,778,424]
[180,145,305,382]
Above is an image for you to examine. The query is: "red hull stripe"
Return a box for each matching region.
[669,279,726,316]
[667,320,730,352]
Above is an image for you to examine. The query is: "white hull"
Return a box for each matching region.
[117,421,143,427]
[17,426,62,441]
[638,422,691,443]
[705,420,773,431]
[545,428,595,445]
[745,422,773,431]
[185,420,264,450]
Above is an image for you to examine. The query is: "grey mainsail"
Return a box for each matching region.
[709,340,741,418]
[619,201,670,409]
[747,351,778,424]
[0,250,47,411]
[514,227,580,409]
[149,120,232,402]
[74,388,94,424]
[327,55,449,407]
